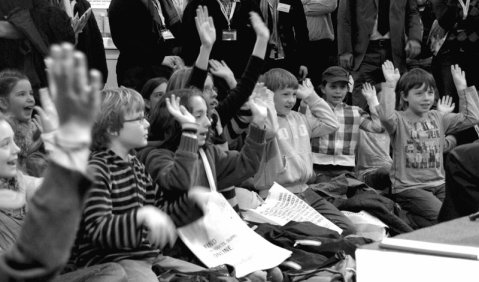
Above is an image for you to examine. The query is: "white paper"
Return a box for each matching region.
[342,210,388,241]
[178,192,292,278]
[242,183,342,234]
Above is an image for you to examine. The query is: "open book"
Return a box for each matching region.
[242,183,343,234]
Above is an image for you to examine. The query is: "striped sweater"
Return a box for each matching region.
[71,149,201,267]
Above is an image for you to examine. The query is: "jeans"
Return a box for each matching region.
[394,184,445,229]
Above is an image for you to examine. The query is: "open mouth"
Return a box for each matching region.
[6,159,17,167]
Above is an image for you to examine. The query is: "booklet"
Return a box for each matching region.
[241,182,343,234]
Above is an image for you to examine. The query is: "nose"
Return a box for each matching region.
[143,118,150,129]
[204,117,212,128]
[12,141,20,155]
[27,93,35,104]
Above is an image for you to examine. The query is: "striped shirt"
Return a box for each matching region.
[71,149,161,267]
[311,103,383,167]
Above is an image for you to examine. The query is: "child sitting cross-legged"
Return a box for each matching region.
[253,68,356,235]
[311,66,385,182]
[377,61,479,229]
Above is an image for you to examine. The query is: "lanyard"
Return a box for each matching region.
[151,0,167,29]
[458,0,470,20]
[171,0,185,18]
[216,0,237,29]
[199,148,217,192]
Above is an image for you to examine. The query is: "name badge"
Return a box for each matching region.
[222,29,237,41]
[269,47,285,60]
[161,29,175,40]
[278,3,290,13]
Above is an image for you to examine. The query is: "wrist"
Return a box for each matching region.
[366,95,380,108]
[384,81,397,89]
[200,44,213,52]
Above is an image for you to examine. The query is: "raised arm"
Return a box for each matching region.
[359,82,384,133]
[377,61,401,135]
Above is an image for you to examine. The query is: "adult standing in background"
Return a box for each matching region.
[181,0,262,77]
[301,0,336,88]
[109,0,184,91]
[337,0,422,109]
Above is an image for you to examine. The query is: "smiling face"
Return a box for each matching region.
[189,95,211,146]
[403,83,435,117]
[0,120,20,178]
[274,87,297,116]
[3,79,35,122]
[321,81,348,107]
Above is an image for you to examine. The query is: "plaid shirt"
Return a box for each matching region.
[311,103,383,167]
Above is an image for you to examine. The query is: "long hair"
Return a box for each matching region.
[148,88,205,151]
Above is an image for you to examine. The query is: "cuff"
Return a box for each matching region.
[178,134,199,153]
[247,124,266,144]
[182,122,199,133]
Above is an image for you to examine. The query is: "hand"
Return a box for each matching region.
[71,8,92,44]
[298,66,308,80]
[451,64,467,92]
[165,94,197,125]
[250,12,269,41]
[381,60,400,86]
[249,96,268,127]
[405,40,421,59]
[195,6,216,49]
[33,88,59,133]
[361,82,377,101]
[44,43,102,127]
[339,53,353,70]
[137,206,177,249]
[188,186,213,211]
[251,82,274,103]
[209,60,236,87]
[348,75,354,93]
[162,56,185,70]
[296,78,316,100]
[437,95,455,114]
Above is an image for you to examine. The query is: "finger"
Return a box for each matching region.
[451,103,456,109]
[73,51,88,98]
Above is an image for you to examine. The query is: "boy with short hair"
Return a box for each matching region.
[311,66,384,182]
[378,61,479,229]
[254,68,356,234]
[70,87,204,281]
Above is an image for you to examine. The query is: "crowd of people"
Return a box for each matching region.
[0,0,478,281]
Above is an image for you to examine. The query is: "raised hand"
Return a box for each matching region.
[381,60,400,86]
[44,43,102,127]
[451,64,467,92]
[165,94,196,126]
[437,95,455,114]
[250,12,269,40]
[137,206,177,249]
[195,6,216,49]
[296,78,316,100]
[209,59,236,88]
[249,95,268,127]
[162,56,185,70]
[361,82,377,101]
[33,88,59,134]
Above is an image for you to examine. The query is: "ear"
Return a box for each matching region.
[319,85,326,95]
[144,99,151,110]
[0,97,9,112]
[400,91,409,110]
[106,127,119,137]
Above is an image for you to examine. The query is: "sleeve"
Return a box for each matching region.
[406,0,423,43]
[144,134,199,193]
[187,65,209,90]
[303,94,339,138]
[302,0,337,16]
[292,0,310,67]
[82,160,142,250]
[216,56,265,124]
[376,83,399,135]
[358,107,385,133]
[216,125,266,189]
[181,0,201,66]
[337,0,352,55]
[443,86,479,135]
[0,162,92,281]
[431,0,457,31]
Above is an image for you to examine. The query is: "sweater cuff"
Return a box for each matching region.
[178,134,199,153]
[169,194,204,227]
[247,124,266,144]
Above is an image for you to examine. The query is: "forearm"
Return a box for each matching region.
[377,83,398,134]
[252,35,269,59]
[0,190,26,210]
[195,45,213,71]
[306,94,339,137]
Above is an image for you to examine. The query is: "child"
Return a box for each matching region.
[311,66,384,182]
[70,87,204,281]
[141,77,169,117]
[377,61,479,229]
[0,70,47,177]
[253,68,356,235]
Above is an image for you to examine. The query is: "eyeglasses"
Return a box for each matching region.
[124,115,147,123]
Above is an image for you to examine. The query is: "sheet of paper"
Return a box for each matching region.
[243,183,342,234]
[178,192,292,278]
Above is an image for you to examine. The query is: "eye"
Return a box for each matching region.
[0,140,10,148]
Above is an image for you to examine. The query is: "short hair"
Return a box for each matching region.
[91,87,145,151]
[140,77,169,101]
[259,68,299,92]
[166,68,194,92]
[149,88,205,151]
[0,69,28,100]
[396,68,438,110]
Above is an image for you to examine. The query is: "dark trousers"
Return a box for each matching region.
[306,39,335,90]
[352,40,393,110]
